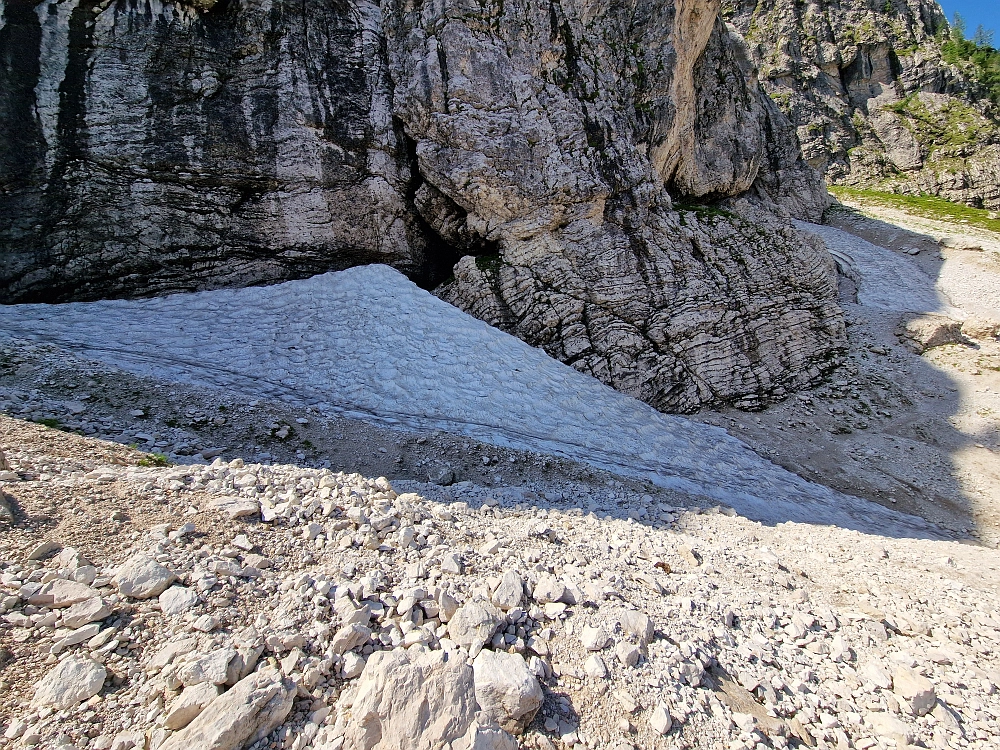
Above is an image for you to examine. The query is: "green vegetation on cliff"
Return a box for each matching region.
[941,16,1000,104]
[829,186,1000,233]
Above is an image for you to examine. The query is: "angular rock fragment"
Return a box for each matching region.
[159,586,199,616]
[330,623,371,655]
[448,598,502,656]
[32,655,106,709]
[893,666,936,716]
[492,570,524,611]
[210,496,260,519]
[164,683,223,730]
[345,648,499,749]
[159,667,295,750]
[114,555,177,599]
[472,650,544,734]
[27,579,98,608]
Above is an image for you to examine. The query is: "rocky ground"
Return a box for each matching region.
[1,414,999,750]
[693,202,1000,548]
[2,203,1000,750]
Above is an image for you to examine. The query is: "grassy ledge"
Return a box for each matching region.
[829,186,1000,234]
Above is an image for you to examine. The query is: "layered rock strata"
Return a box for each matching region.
[724,0,1000,209]
[0,0,843,411]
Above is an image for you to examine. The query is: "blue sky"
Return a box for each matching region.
[938,0,997,38]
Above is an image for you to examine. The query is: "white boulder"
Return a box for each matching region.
[472,650,544,734]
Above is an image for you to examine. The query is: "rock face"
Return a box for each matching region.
[724,0,1000,209]
[0,0,844,412]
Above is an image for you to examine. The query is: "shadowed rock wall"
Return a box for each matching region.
[0,0,844,411]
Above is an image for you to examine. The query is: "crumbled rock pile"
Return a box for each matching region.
[2,435,999,750]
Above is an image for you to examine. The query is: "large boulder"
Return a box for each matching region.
[472,650,544,734]
[344,647,518,750]
[158,667,295,750]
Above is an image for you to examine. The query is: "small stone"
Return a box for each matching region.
[649,703,672,735]
[448,598,501,656]
[232,534,253,551]
[893,666,936,716]
[580,625,609,651]
[4,718,26,739]
[209,496,259,519]
[614,689,640,713]
[441,552,463,574]
[616,641,641,667]
[51,622,102,654]
[115,555,177,599]
[177,649,237,686]
[61,597,111,629]
[678,545,701,567]
[438,591,459,622]
[110,730,144,750]
[193,614,220,632]
[532,576,566,604]
[330,623,371,654]
[618,610,655,646]
[492,570,524,611]
[584,654,607,678]
[26,540,60,561]
[32,655,106,709]
[342,651,366,679]
[159,586,199,616]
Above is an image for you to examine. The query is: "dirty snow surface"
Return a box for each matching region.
[0,264,933,535]
[795,221,945,312]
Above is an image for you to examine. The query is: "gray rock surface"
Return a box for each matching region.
[0,0,843,413]
[724,0,1000,209]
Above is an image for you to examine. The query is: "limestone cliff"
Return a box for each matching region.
[724,0,1000,209]
[0,0,844,412]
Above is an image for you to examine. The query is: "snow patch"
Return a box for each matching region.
[0,264,934,536]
